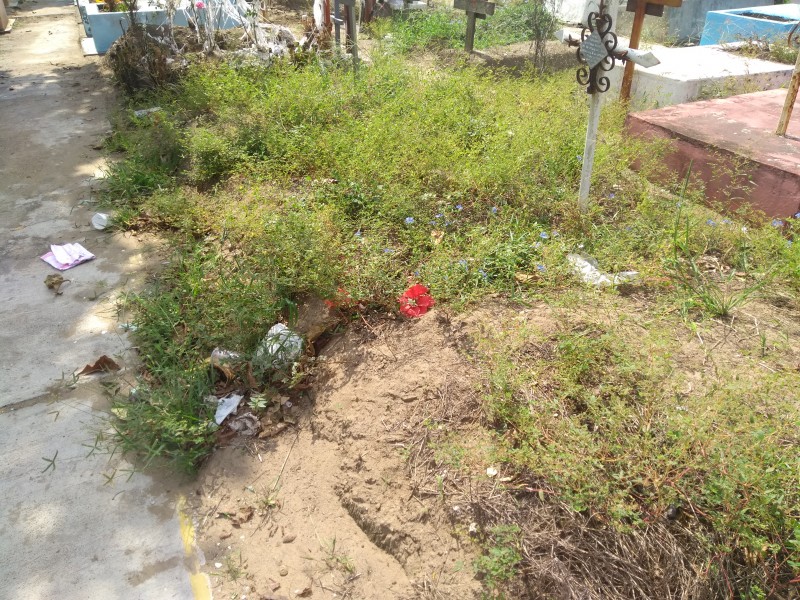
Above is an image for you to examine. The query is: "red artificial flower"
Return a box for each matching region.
[398,284,435,318]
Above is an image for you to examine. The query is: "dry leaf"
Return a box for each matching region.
[44,274,68,295]
[230,505,254,527]
[514,272,534,283]
[78,355,121,375]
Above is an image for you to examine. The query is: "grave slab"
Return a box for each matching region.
[627,89,800,217]
[667,0,774,43]
[701,3,800,46]
[554,0,775,43]
[627,43,793,109]
[562,27,792,108]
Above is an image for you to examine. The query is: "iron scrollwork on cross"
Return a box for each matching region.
[576,6,618,94]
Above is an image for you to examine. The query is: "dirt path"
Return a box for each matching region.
[189,310,493,599]
[0,3,206,598]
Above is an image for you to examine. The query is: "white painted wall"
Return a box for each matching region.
[553,0,592,24]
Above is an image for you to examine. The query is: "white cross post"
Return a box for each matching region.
[557,0,660,212]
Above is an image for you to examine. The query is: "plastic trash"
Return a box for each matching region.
[211,347,241,362]
[252,324,304,371]
[228,412,260,436]
[213,393,243,425]
[567,254,638,287]
[133,107,162,117]
[91,213,110,230]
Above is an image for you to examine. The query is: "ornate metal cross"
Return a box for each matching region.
[557,0,660,211]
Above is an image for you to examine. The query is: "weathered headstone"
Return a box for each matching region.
[454,0,495,53]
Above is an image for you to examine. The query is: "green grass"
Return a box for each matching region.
[104,50,800,595]
[478,303,800,597]
[731,37,799,65]
[372,0,557,53]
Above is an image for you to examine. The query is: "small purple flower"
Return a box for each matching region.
[455,204,463,211]
[458,259,468,269]
[413,270,420,276]
[794,212,800,219]
[404,217,415,225]
[536,264,546,272]
[383,248,394,254]
[435,213,444,219]
[721,218,732,225]
[539,232,549,240]
[706,219,716,227]
[608,193,615,199]
[478,269,488,280]
[772,218,785,227]
[534,241,542,249]
[552,231,560,238]
[491,206,498,214]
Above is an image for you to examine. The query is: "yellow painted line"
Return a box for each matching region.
[177,495,213,600]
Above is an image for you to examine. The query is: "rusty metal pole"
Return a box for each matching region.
[620,0,646,102]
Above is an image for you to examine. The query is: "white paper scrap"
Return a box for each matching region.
[41,243,95,271]
[567,254,638,287]
[214,393,243,425]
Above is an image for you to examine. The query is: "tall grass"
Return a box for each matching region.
[376,0,558,56]
[104,53,800,594]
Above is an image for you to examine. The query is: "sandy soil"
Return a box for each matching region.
[187,307,495,599]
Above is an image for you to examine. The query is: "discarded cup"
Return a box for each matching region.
[91,213,110,230]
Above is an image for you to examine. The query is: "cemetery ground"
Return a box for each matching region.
[0,0,200,598]
[103,11,800,600]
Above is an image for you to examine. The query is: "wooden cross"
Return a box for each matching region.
[454,0,495,53]
[620,0,681,101]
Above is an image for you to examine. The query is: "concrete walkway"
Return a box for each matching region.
[0,3,205,599]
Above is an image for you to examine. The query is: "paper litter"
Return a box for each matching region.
[212,393,244,425]
[567,253,638,287]
[41,242,95,271]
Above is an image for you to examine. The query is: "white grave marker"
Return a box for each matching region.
[558,0,660,211]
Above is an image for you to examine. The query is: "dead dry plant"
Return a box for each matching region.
[398,379,728,600]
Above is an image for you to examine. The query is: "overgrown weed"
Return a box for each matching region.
[369,0,557,57]
[103,50,800,596]
[477,307,800,597]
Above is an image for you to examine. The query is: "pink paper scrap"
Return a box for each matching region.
[41,242,95,271]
